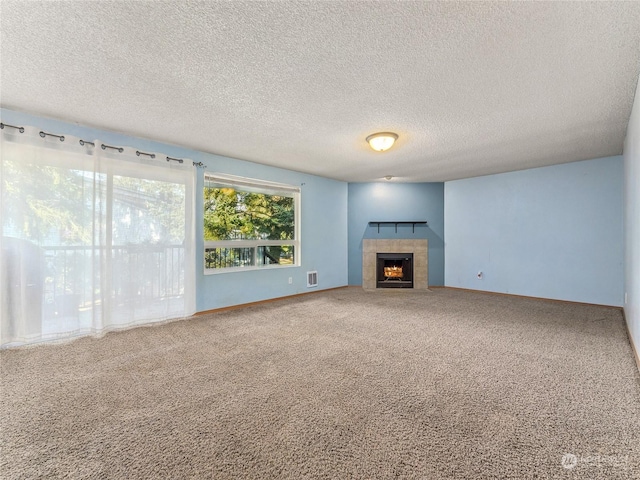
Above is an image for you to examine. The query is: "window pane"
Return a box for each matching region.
[113,176,185,245]
[203,187,295,241]
[205,247,255,269]
[257,245,295,266]
[1,160,104,337]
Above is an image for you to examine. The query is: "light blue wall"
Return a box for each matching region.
[445,156,624,306]
[347,182,445,286]
[623,76,640,361]
[1,108,349,312]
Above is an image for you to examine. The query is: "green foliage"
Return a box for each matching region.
[113,175,185,244]
[203,187,294,241]
[2,159,186,246]
[2,161,91,245]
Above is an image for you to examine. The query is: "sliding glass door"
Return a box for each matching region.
[1,126,196,346]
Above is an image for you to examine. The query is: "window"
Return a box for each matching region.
[203,173,300,272]
[1,126,196,346]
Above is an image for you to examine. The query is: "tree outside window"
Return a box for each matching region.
[203,174,299,271]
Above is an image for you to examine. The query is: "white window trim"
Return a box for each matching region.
[203,173,301,274]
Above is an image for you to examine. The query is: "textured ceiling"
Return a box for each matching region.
[1,1,639,182]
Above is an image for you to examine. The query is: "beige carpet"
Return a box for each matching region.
[1,287,639,479]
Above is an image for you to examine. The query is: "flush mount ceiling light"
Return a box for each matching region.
[366,132,398,152]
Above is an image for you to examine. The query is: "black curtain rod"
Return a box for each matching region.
[39,131,65,141]
[136,150,156,159]
[0,122,25,133]
[2,124,201,167]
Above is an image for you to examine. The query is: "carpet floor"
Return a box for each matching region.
[1,287,639,479]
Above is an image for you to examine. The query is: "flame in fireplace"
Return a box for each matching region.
[384,266,404,278]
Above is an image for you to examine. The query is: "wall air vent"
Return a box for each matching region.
[307,271,318,288]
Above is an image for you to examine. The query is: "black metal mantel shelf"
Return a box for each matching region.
[368,221,428,234]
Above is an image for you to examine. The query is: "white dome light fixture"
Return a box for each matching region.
[366,132,398,152]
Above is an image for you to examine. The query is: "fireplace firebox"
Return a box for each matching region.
[376,253,413,288]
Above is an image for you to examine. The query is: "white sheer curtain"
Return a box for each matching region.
[0,125,196,347]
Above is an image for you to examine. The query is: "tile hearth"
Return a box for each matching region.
[363,239,428,290]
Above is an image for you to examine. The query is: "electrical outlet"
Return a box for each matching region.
[288,277,293,285]
[477,271,483,280]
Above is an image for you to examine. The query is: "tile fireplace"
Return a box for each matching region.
[363,239,428,290]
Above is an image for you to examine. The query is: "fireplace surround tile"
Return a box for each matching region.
[362,239,428,290]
